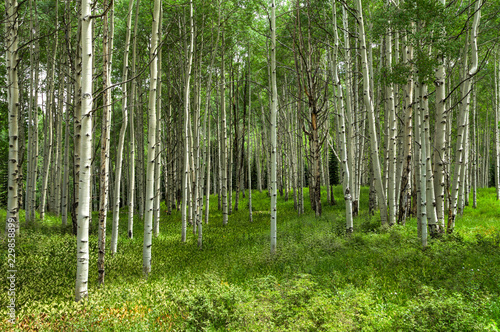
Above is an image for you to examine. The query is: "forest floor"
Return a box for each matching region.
[1,187,500,331]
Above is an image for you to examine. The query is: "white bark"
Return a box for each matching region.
[355,0,388,224]
[75,0,93,301]
[142,0,161,276]
[270,0,278,254]
[331,1,353,232]
[111,0,134,254]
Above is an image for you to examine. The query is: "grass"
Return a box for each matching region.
[1,186,500,331]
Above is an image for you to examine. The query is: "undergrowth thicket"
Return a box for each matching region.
[1,187,499,331]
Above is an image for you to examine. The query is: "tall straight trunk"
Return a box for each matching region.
[331,1,353,232]
[40,28,58,220]
[270,0,278,254]
[98,0,113,285]
[142,0,161,276]
[248,52,253,223]
[418,83,428,248]
[385,22,397,226]
[111,0,134,254]
[434,0,447,229]
[6,0,20,232]
[222,32,229,226]
[182,1,195,240]
[398,34,413,225]
[448,1,481,232]
[54,75,64,215]
[422,82,439,234]
[61,75,72,226]
[355,0,388,224]
[153,8,162,238]
[75,0,93,301]
[342,5,357,216]
[128,0,140,239]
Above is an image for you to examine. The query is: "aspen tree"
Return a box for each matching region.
[248,48,253,223]
[398,32,413,225]
[418,83,428,248]
[153,5,163,238]
[75,0,93,301]
[222,31,229,226]
[128,0,141,239]
[182,0,195,240]
[434,0,447,229]
[355,0,388,224]
[331,1,353,232]
[98,0,113,285]
[111,0,134,253]
[449,0,481,232]
[142,0,161,275]
[6,0,20,233]
[385,12,397,226]
[270,0,278,254]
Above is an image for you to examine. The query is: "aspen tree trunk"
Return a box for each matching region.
[6,0,20,233]
[385,21,397,226]
[418,83,428,248]
[98,0,113,285]
[143,0,161,275]
[153,7,162,238]
[75,0,93,301]
[111,0,134,254]
[61,76,71,226]
[398,34,413,225]
[342,5,357,216]
[448,1,481,232]
[434,0,447,229]
[331,1,353,232]
[128,0,140,239]
[40,27,58,220]
[54,76,64,215]
[355,0,388,224]
[422,83,439,234]
[222,32,229,226]
[182,0,195,240]
[270,0,278,254]
[26,0,37,223]
[248,53,253,223]
[203,11,220,225]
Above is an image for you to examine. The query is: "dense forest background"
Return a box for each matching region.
[2,0,500,330]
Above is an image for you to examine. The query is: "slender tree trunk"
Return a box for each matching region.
[111,0,134,254]
[142,0,161,276]
[355,0,388,224]
[6,0,20,233]
[270,0,278,254]
[128,0,140,239]
[448,1,481,232]
[331,1,353,232]
[182,1,195,240]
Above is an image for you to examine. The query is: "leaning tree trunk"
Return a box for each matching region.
[75,0,93,302]
[355,0,388,224]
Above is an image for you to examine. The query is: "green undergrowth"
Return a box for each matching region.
[1,187,499,331]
